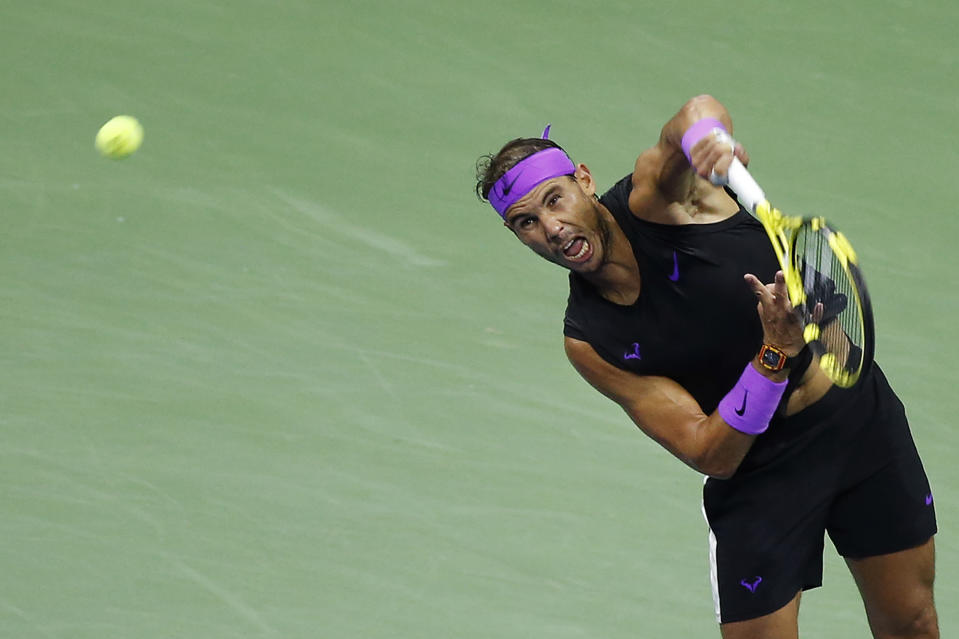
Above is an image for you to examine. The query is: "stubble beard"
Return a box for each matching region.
[535,196,614,273]
[548,197,613,274]
[592,198,613,272]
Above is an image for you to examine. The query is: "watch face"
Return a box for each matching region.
[761,346,785,370]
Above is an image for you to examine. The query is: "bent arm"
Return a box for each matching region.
[630,95,747,219]
[659,94,738,187]
[659,94,734,156]
[565,336,755,479]
[563,272,808,478]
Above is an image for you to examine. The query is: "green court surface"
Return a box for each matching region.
[1,1,956,637]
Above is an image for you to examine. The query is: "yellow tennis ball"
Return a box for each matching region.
[95,115,144,159]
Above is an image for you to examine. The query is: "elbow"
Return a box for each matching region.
[685,414,749,479]
[703,463,737,481]
[679,95,731,131]
[687,449,741,480]
[681,94,720,116]
[691,458,738,480]
[685,93,718,108]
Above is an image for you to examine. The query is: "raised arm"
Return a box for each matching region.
[660,95,748,185]
[629,95,749,219]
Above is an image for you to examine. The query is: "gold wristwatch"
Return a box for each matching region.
[758,344,788,372]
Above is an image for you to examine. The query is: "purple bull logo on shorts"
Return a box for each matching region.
[740,576,763,593]
[624,343,642,360]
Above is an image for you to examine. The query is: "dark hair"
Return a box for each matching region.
[474,137,565,201]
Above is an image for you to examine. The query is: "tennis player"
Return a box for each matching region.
[474,95,938,639]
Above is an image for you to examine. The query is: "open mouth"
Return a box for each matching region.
[562,237,592,263]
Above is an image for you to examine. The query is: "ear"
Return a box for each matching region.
[573,163,596,198]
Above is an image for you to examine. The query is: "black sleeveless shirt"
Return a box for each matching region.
[563,175,896,473]
[564,174,781,414]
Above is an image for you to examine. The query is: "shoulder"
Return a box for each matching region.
[598,173,634,216]
[564,336,648,406]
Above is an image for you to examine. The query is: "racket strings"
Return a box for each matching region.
[795,226,866,377]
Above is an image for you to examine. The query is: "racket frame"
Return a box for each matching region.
[723,158,874,387]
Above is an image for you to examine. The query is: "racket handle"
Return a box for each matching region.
[719,158,766,214]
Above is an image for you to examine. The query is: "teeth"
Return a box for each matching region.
[561,237,590,261]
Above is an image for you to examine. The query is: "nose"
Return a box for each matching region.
[542,211,565,240]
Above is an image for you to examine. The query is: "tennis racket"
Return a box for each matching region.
[719,157,875,388]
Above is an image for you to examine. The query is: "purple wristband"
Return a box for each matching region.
[717,364,787,435]
[680,118,727,164]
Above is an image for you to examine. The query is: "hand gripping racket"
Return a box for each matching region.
[720,158,875,388]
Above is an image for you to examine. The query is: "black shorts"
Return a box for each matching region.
[702,366,937,624]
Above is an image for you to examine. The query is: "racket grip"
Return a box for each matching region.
[722,158,766,214]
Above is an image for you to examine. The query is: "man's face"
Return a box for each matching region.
[502,173,609,273]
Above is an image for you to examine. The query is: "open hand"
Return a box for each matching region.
[744,270,805,357]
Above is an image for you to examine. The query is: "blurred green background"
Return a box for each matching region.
[1,1,955,637]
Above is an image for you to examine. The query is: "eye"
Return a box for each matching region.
[517,216,536,229]
[547,194,560,207]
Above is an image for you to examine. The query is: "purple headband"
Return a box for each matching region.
[488,129,576,218]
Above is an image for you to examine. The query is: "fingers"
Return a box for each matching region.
[747,271,806,355]
[771,270,792,310]
[690,131,738,180]
[746,271,797,315]
[734,142,750,168]
[743,273,773,304]
[812,302,824,324]
[711,153,734,183]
